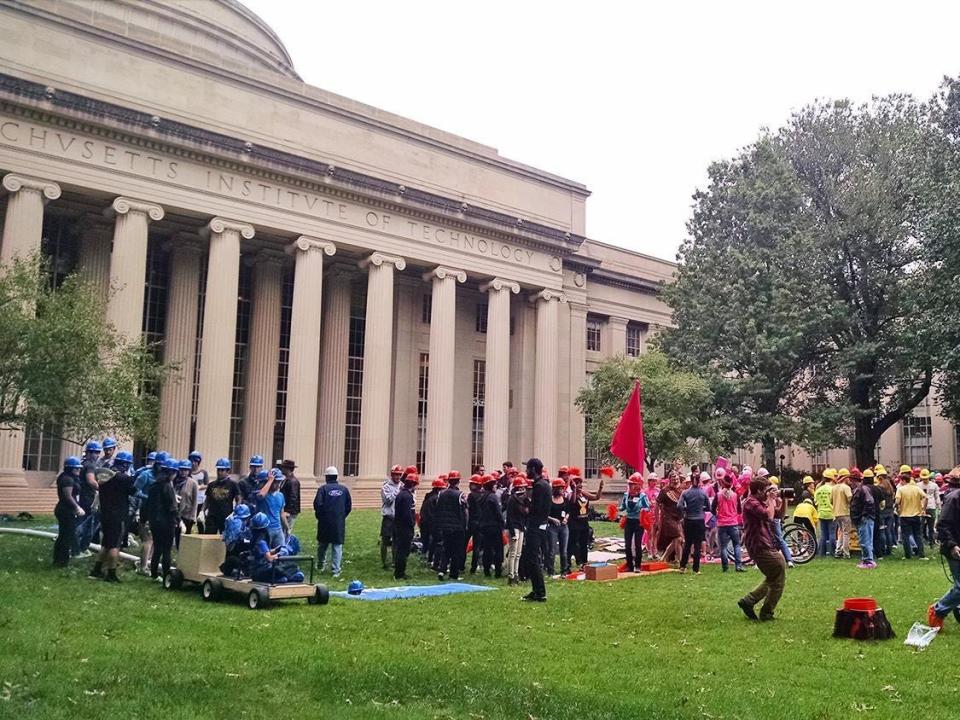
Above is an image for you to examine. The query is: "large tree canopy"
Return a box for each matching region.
[0,255,167,445]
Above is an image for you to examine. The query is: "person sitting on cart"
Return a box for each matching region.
[220,504,252,577]
[249,511,303,583]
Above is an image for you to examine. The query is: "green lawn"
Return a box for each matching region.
[0,510,956,720]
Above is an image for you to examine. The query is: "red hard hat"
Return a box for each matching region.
[481,474,495,485]
[390,465,403,474]
[551,478,566,488]
[447,470,461,480]
[431,478,447,488]
[568,466,582,477]
[469,474,482,484]
[600,465,615,478]
[511,476,526,488]
[404,465,418,476]
[912,467,921,478]
[559,465,570,474]
[405,473,420,485]
[627,472,643,484]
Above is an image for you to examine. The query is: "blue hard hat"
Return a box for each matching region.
[347,580,364,595]
[234,505,251,520]
[256,469,269,481]
[85,440,102,453]
[64,456,82,469]
[115,450,134,465]
[155,451,169,464]
[249,454,264,467]
[163,457,180,471]
[102,437,117,450]
[188,450,202,462]
[269,468,283,481]
[215,457,231,470]
[250,512,269,530]
[146,451,158,462]
[178,459,191,470]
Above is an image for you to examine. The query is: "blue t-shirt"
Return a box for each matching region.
[257,491,285,530]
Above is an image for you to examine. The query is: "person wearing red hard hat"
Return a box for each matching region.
[419,475,446,565]
[567,466,604,569]
[620,473,650,572]
[477,475,504,577]
[545,477,571,577]
[392,472,420,581]
[466,473,485,575]
[433,471,468,581]
[379,465,404,570]
[505,473,531,585]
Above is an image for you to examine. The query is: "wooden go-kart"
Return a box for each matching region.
[162,534,329,610]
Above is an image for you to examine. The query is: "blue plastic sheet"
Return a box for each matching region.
[330,582,495,601]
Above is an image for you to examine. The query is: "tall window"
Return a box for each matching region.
[586,317,602,352]
[416,353,429,473]
[421,293,432,324]
[133,239,169,462]
[343,285,366,476]
[626,324,643,357]
[272,269,294,462]
[903,415,932,468]
[475,303,488,334]
[811,450,828,477]
[227,262,253,469]
[471,359,486,469]
[584,414,598,479]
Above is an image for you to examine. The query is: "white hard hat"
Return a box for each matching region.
[324,466,339,476]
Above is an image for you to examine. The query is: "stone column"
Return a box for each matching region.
[480,277,519,470]
[77,219,113,306]
[105,197,164,344]
[531,289,566,472]
[0,174,60,483]
[240,251,284,464]
[423,266,466,478]
[283,236,336,477]
[194,218,253,460]
[608,316,629,358]
[315,266,352,474]
[358,252,405,478]
[568,302,588,471]
[158,240,203,457]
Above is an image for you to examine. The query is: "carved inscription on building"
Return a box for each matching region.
[0,116,555,271]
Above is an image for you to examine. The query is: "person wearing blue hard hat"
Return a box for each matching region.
[89,450,136,582]
[204,457,239,535]
[53,456,84,567]
[255,467,287,548]
[143,455,180,580]
[73,440,103,559]
[186,450,209,531]
[132,451,161,574]
[99,437,118,468]
[219,503,253,577]
[247,512,302,583]
[238,454,264,508]
[173,459,199,548]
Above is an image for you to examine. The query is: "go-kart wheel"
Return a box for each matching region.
[163,568,184,590]
[308,584,329,605]
[248,587,269,610]
[201,578,222,601]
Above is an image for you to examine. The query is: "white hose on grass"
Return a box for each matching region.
[0,526,139,563]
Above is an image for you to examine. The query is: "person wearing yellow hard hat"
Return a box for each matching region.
[800,476,816,504]
[815,469,837,556]
[895,466,927,560]
[917,468,941,545]
[831,468,853,559]
[793,479,819,539]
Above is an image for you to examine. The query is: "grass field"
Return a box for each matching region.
[1,509,957,720]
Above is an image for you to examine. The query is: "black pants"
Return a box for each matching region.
[569,522,589,566]
[207,514,227,536]
[53,507,76,567]
[624,518,644,571]
[440,529,466,579]
[393,528,414,579]
[901,516,925,558]
[150,521,175,578]
[480,526,503,576]
[420,523,432,558]
[523,525,547,598]
[469,527,482,572]
[680,518,706,572]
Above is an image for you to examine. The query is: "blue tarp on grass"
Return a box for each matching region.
[330,582,496,601]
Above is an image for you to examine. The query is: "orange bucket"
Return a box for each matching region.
[842,597,877,612]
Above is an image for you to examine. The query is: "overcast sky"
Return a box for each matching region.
[244,0,960,261]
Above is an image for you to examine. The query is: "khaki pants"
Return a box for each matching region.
[835,516,852,557]
[743,549,786,620]
[138,522,153,575]
[506,528,525,579]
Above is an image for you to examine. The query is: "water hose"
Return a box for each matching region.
[0,526,139,562]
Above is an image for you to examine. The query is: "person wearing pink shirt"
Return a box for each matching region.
[714,468,746,572]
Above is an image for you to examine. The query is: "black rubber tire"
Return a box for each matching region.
[308,584,329,606]
[163,568,184,590]
[248,587,269,610]
[784,523,816,565]
[201,578,222,601]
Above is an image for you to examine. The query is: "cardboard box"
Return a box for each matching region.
[585,563,618,581]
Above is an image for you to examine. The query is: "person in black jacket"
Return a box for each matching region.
[392,473,419,580]
[434,473,468,580]
[89,451,137,582]
[478,475,505,577]
[144,458,179,580]
[522,458,550,602]
[53,457,84,567]
[314,466,352,578]
[929,469,960,628]
[467,474,484,574]
[420,476,445,564]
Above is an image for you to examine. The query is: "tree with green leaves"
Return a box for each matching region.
[0,255,167,446]
[575,350,722,471]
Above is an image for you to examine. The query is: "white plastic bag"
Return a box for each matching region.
[904,622,940,649]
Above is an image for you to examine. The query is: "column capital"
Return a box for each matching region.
[108,196,164,221]
[528,288,567,305]
[480,277,520,294]
[204,217,255,239]
[359,251,405,271]
[422,265,466,284]
[287,236,336,257]
[2,173,61,201]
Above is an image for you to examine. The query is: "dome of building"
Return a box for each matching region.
[32,0,298,80]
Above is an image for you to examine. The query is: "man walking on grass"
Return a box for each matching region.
[521,457,550,602]
[738,476,786,622]
[928,467,960,629]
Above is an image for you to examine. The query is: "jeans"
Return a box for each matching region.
[623,518,644,572]
[717,525,743,570]
[74,511,97,556]
[268,527,285,550]
[881,513,896,555]
[545,523,570,575]
[835,516,852,557]
[857,518,875,563]
[901,516,925,558]
[818,518,836,557]
[317,542,344,575]
[742,550,786,620]
[506,528,525,579]
[773,519,793,564]
[934,556,960,617]
[680,518,705,572]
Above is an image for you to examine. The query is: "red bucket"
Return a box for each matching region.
[842,597,877,612]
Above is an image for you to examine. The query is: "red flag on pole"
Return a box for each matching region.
[610,382,646,472]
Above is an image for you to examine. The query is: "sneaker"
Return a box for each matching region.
[551,574,561,580]
[737,598,758,621]
[856,562,871,569]
[735,567,746,573]
[928,605,944,630]
[787,562,795,569]
[867,562,877,569]
[76,550,92,559]
[437,573,446,581]
[521,593,546,602]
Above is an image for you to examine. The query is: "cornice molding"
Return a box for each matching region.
[590,267,663,295]
[2,172,61,200]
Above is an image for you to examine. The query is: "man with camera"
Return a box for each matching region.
[928,468,960,629]
[738,476,787,622]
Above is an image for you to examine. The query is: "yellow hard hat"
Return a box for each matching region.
[802,475,814,485]
[862,469,874,479]
[874,464,887,476]
[823,468,838,480]
[899,464,912,475]
[769,476,780,485]
[919,468,931,480]
[838,468,850,478]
